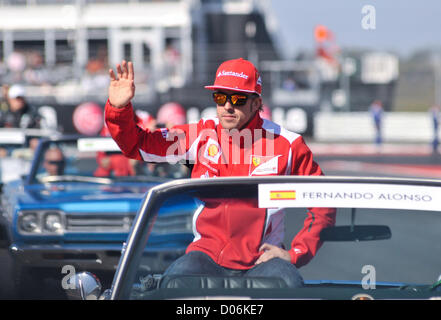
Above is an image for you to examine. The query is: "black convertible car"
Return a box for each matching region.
[65,175,441,301]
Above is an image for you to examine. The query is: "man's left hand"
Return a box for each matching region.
[255,243,291,265]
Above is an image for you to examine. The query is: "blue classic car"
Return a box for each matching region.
[0,135,195,298]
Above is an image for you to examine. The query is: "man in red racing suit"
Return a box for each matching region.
[105,58,336,288]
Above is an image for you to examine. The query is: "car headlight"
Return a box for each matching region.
[43,213,64,233]
[18,211,65,234]
[19,213,39,233]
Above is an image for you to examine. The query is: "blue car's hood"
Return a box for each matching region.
[19,182,158,212]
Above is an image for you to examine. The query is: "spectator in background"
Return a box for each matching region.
[164,40,181,79]
[43,147,65,176]
[94,151,136,177]
[282,77,297,91]
[370,100,383,148]
[81,58,109,95]
[0,84,41,129]
[6,51,26,83]
[23,51,50,86]
[0,84,9,113]
[430,104,440,154]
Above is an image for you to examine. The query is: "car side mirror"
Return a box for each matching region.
[65,272,102,300]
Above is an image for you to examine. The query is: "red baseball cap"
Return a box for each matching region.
[205,58,262,96]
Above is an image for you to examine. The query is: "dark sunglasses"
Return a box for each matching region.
[45,160,65,166]
[213,92,250,106]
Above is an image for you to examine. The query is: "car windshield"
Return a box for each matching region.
[33,137,190,183]
[116,178,441,300]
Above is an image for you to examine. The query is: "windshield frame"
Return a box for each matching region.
[26,135,188,185]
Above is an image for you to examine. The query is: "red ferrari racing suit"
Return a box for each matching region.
[105,101,336,269]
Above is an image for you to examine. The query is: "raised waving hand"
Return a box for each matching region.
[108,60,135,108]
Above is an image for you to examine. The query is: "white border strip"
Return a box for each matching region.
[258,183,441,212]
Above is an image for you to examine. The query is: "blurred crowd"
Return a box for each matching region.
[0,41,182,102]
[0,81,193,179]
[0,50,73,87]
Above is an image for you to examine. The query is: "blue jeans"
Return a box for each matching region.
[161,250,304,288]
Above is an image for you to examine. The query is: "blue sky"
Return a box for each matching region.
[270,0,441,58]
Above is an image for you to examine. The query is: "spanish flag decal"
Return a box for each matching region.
[270,190,296,200]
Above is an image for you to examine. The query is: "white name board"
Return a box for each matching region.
[0,130,25,145]
[258,183,441,212]
[77,138,120,152]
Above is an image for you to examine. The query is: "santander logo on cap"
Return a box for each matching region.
[205,58,262,96]
[217,70,249,80]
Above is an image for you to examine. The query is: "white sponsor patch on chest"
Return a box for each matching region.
[249,155,281,176]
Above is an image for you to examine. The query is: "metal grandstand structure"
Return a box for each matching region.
[0,0,282,109]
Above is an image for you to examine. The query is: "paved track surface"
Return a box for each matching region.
[311,142,441,179]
